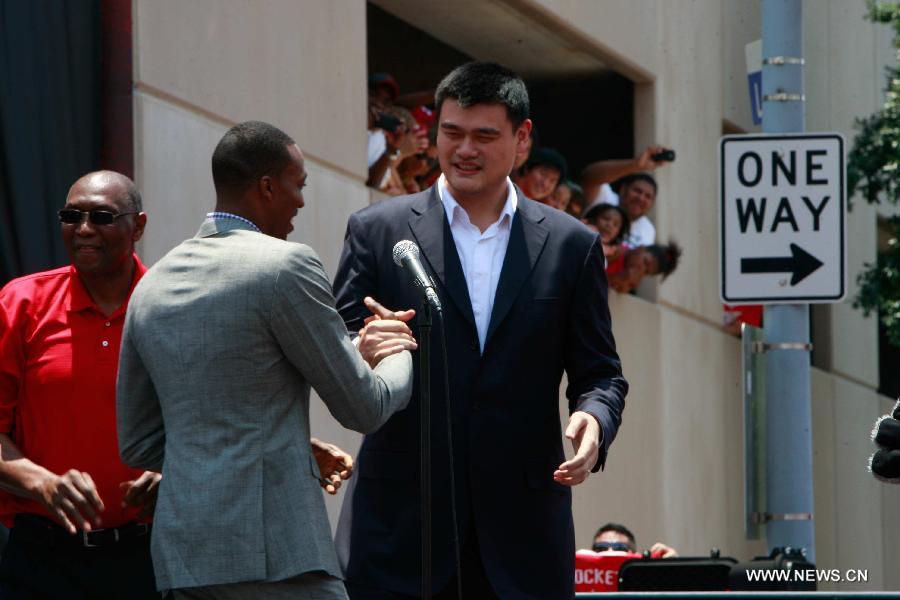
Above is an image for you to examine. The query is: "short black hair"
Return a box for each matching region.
[583,202,631,246]
[617,172,658,194]
[434,61,529,129]
[561,179,582,196]
[211,121,296,196]
[524,147,568,182]
[645,240,683,279]
[595,523,637,549]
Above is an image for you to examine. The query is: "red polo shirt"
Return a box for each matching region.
[0,255,147,528]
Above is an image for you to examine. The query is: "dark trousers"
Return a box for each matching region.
[0,515,160,599]
[346,521,498,600]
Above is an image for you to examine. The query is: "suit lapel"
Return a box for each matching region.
[485,194,549,345]
[408,186,476,330]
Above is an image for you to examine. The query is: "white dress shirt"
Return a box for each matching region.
[367,129,386,167]
[437,174,517,352]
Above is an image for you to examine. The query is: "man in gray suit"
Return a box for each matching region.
[117,121,415,598]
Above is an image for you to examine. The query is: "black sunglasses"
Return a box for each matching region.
[58,209,138,226]
[592,541,633,552]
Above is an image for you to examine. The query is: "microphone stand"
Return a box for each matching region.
[419,299,433,600]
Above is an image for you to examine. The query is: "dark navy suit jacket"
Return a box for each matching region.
[333,185,627,599]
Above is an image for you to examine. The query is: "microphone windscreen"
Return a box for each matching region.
[392,240,419,267]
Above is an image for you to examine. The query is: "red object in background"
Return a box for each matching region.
[411,105,436,130]
[605,251,626,275]
[575,549,644,592]
[723,303,763,328]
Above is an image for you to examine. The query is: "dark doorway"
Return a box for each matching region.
[526,75,633,181]
[367,3,472,98]
[366,2,635,186]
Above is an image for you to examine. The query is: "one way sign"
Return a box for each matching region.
[719,133,846,304]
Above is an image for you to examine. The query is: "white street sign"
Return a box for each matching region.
[720,134,846,304]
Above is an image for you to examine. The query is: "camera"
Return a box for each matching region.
[651,149,676,162]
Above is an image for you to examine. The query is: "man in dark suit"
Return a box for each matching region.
[334,62,628,599]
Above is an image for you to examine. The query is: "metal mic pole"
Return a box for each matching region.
[419,299,432,600]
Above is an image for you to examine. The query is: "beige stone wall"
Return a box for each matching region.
[721,0,763,132]
[809,370,899,591]
[528,0,659,79]
[133,0,897,590]
[134,0,368,180]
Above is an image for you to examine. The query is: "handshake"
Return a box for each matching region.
[870,400,900,483]
[313,296,418,495]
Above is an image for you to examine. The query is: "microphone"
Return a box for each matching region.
[392,240,442,312]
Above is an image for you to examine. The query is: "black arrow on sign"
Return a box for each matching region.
[741,243,824,286]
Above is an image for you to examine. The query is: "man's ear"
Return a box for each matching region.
[516,118,533,146]
[132,213,148,243]
[258,175,274,200]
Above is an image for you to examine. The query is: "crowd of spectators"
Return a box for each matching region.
[367,73,436,195]
[366,71,683,294]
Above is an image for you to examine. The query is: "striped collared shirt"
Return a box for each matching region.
[206,211,261,233]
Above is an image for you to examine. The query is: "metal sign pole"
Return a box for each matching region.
[761,0,816,563]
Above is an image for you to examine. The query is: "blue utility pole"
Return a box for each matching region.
[761,0,816,563]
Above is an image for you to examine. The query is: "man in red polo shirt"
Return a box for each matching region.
[0,171,161,598]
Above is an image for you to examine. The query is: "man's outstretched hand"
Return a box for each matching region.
[120,471,161,519]
[554,411,602,486]
[357,296,417,368]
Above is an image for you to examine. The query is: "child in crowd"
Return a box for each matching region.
[547,180,573,212]
[565,182,587,219]
[548,179,584,214]
[517,146,568,202]
[606,241,682,293]
[582,202,630,261]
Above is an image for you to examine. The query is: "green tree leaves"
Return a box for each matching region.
[850,2,900,344]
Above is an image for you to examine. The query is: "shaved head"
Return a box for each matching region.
[68,171,142,212]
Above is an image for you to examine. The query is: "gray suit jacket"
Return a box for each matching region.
[116,219,412,590]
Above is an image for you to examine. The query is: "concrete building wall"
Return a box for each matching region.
[721,0,763,133]
[134,0,368,180]
[528,0,659,79]
[132,0,896,591]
